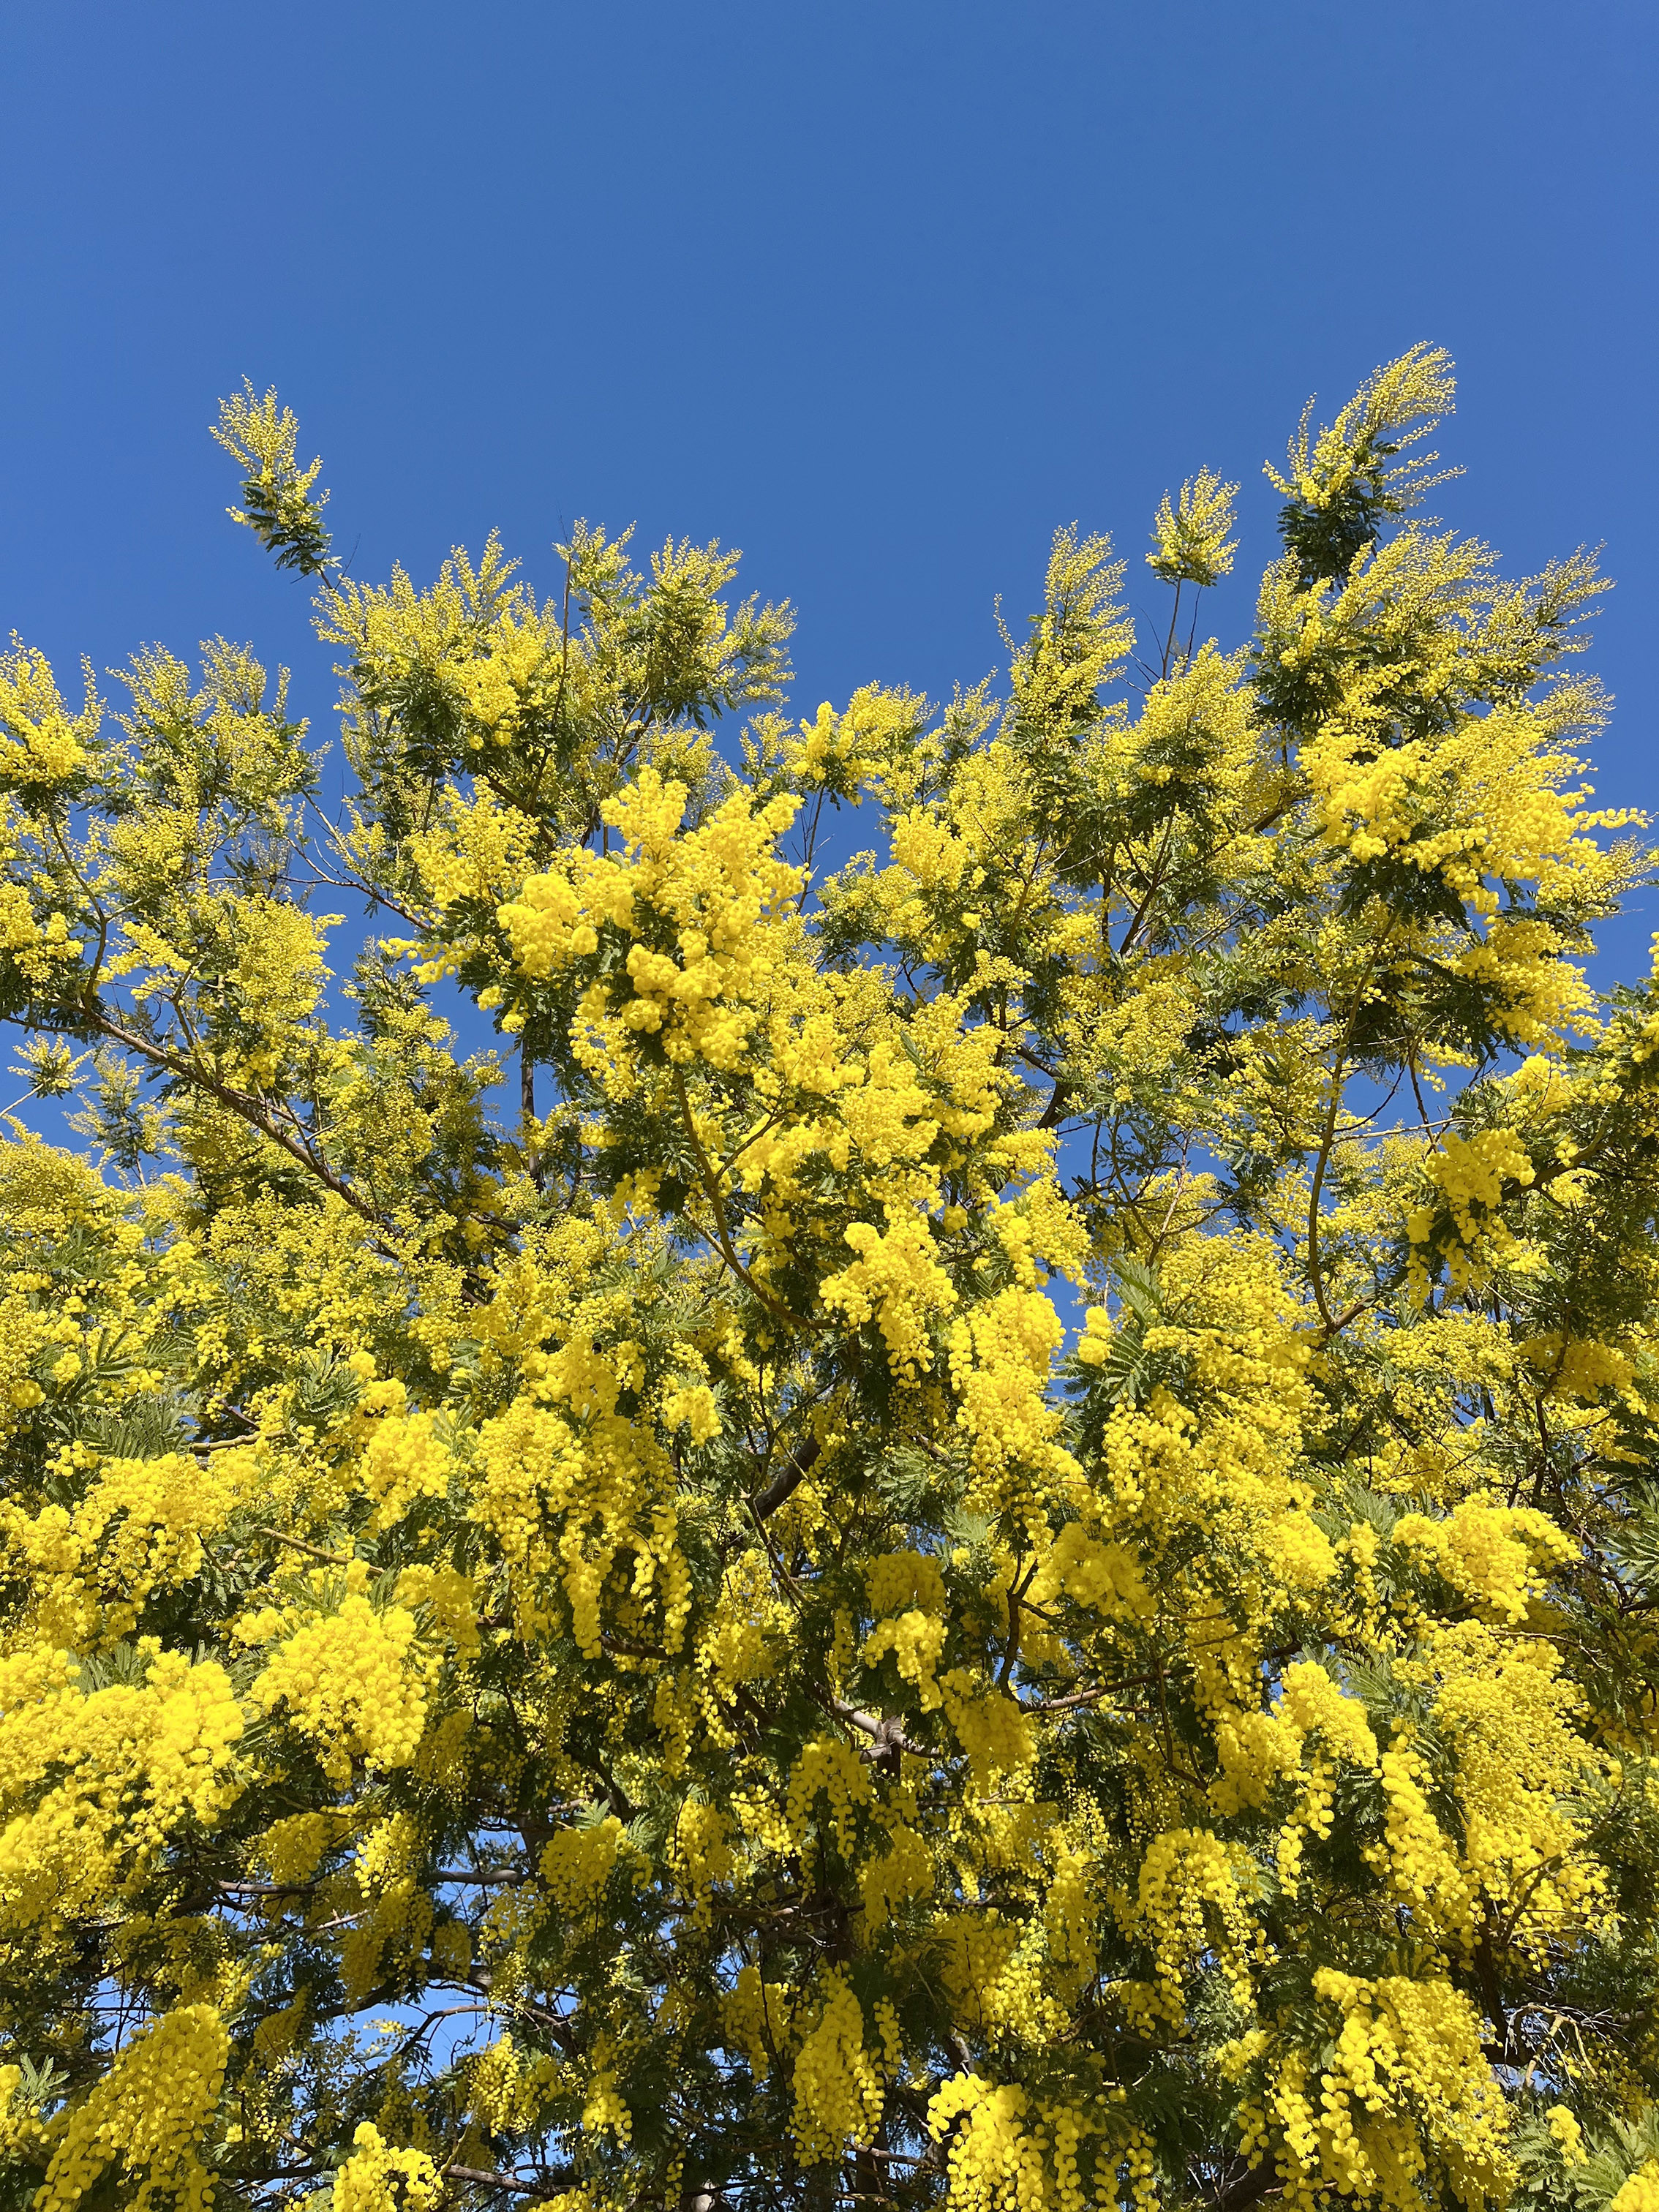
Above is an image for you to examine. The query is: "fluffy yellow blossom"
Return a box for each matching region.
[1393,1497,1571,1623]
[37,2004,228,2211]
[1148,467,1239,587]
[1546,2104,1585,2164]
[1612,2164,1659,2212]
[327,2121,443,2211]
[791,1971,887,2166]
[253,1594,426,1780]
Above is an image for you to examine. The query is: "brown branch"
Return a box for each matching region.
[1211,2159,1283,2212]
[672,1065,808,1329]
[252,1527,352,1567]
[753,1433,821,1521]
[1037,1077,1072,1130]
[440,2165,567,2200]
[828,1695,930,1765]
[80,1006,381,1227]
[998,1557,1039,1688]
[1306,933,1391,1339]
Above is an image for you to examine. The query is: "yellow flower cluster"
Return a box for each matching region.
[468,2030,559,2134]
[1622,933,1659,1069]
[36,2003,228,2212]
[784,684,925,802]
[498,770,801,1073]
[786,1738,874,1854]
[1147,467,1239,588]
[821,1210,959,1380]
[948,1287,1076,1508]
[861,1546,952,1707]
[1612,2164,1659,2212]
[473,1395,686,1656]
[1421,1128,1535,1238]
[1393,1498,1571,1623]
[721,1960,794,2081]
[790,1971,887,2166]
[1426,1622,1610,1947]
[358,1406,454,1530]
[1546,2104,1585,2164]
[581,2041,633,2147]
[5,1448,247,1644]
[859,1818,933,1928]
[1209,1658,1378,1834]
[671,1798,734,1913]
[941,1670,1036,1788]
[326,2121,443,2212]
[1518,1329,1635,1402]
[928,2074,1099,2212]
[662,1380,720,1442]
[1024,1520,1150,1622]
[1235,1969,1510,2210]
[0,640,99,788]
[1121,1827,1254,2024]
[253,1593,426,1782]
[1374,1740,1475,1933]
[0,1644,242,1933]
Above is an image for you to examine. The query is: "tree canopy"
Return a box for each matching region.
[1,347,1658,2212]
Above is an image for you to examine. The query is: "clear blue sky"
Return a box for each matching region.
[4,1,1656,972]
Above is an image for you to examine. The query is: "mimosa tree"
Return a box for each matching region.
[1,349,1657,2212]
